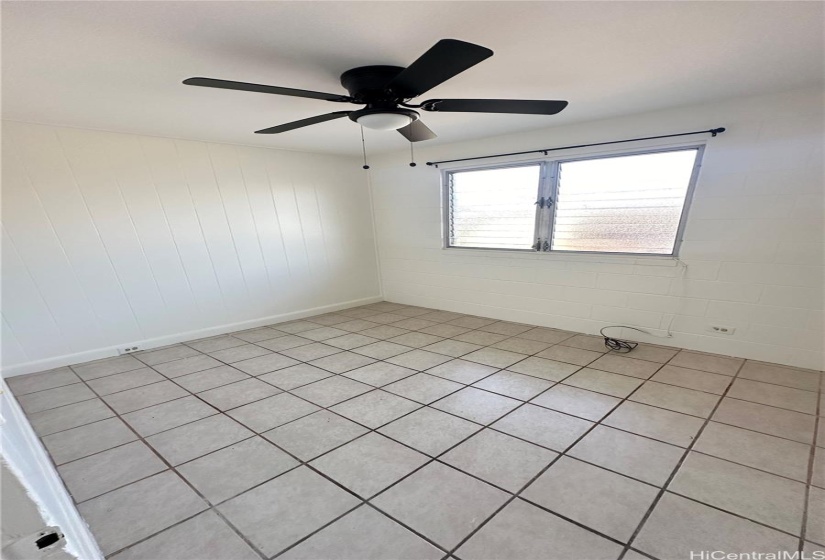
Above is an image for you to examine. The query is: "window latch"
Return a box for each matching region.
[535,197,546,209]
[542,240,550,252]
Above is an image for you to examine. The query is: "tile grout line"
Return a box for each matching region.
[798,370,823,550]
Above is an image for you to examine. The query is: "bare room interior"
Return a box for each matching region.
[1,2,823,559]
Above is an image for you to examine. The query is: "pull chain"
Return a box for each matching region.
[408,116,417,167]
[360,126,370,170]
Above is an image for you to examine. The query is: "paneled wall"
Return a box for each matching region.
[2,122,380,375]
[368,88,824,370]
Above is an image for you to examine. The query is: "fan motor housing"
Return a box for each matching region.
[340,65,405,102]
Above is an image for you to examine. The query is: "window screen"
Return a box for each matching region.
[444,147,700,256]
[447,164,540,250]
[551,150,699,254]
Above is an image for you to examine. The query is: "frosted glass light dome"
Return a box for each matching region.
[356,112,411,130]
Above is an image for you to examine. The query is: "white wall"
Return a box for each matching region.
[1,122,380,375]
[368,87,824,370]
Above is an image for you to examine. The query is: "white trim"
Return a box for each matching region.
[2,295,382,377]
[1,381,104,560]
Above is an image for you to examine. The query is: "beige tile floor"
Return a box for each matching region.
[8,301,825,560]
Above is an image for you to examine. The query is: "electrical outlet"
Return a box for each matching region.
[117,345,141,355]
[707,325,736,335]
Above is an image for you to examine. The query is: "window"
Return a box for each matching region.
[445,147,702,256]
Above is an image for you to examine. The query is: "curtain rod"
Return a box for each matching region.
[425,127,726,167]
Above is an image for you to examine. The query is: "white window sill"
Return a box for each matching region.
[443,246,681,267]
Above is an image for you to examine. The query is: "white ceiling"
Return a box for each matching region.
[3,1,823,155]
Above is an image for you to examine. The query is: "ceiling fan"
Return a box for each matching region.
[183,39,568,142]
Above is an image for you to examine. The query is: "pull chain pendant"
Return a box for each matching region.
[360,125,370,170]
[408,116,417,167]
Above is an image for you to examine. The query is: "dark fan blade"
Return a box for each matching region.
[183,77,352,102]
[387,39,493,98]
[255,112,351,134]
[422,99,568,115]
[397,119,437,142]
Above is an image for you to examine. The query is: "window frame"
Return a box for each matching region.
[442,144,705,258]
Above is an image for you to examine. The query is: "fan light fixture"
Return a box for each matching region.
[356,112,411,131]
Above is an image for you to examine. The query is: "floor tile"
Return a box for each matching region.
[207,344,271,363]
[462,347,525,369]
[17,383,96,414]
[256,334,313,352]
[72,355,145,380]
[739,361,821,391]
[57,441,166,502]
[393,306,435,318]
[358,324,410,340]
[231,326,284,343]
[668,350,744,375]
[694,421,811,481]
[727,378,818,414]
[309,351,375,373]
[814,447,825,489]
[480,321,534,336]
[372,462,509,549]
[523,456,658,542]
[257,363,333,390]
[562,368,644,398]
[342,361,417,387]
[134,345,201,366]
[613,344,679,363]
[388,331,444,348]
[506,356,580,382]
[712,397,816,444]
[447,315,497,329]
[173,365,249,393]
[7,367,80,395]
[335,319,381,332]
[78,471,207,556]
[419,323,471,338]
[103,380,188,414]
[418,311,465,323]
[196,378,281,410]
[187,335,246,353]
[570,425,683,486]
[272,320,321,334]
[147,414,253,465]
[323,332,378,350]
[86,367,165,396]
[378,406,481,456]
[387,349,453,370]
[330,389,421,428]
[558,334,606,352]
[233,352,300,375]
[311,432,428,498]
[227,392,320,432]
[456,498,622,560]
[491,337,551,355]
[669,452,805,534]
[300,326,349,341]
[634,493,799,560]
[263,410,368,461]
[122,395,217,437]
[279,342,341,361]
[808,486,825,544]
[604,401,704,447]
[352,340,411,360]
[650,364,732,395]
[453,331,509,346]
[390,317,441,331]
[153,354,223,378]
[42,417,137,465]
[109,510,260,560]
[442,429,556,492]
[426,359,499,384]
[368,312,408,324]
[472,370,553,401]
[291,375,372,407]
[536,344,602,366]
[384,373,464,404]
[177,437,298,503]
[493,404,593,451]
[306,313,350,326]
[422,339,483,357]
[630,381,720,417]
[279,505,444,560]
[519,328,576,345]
[26,398,114,437]
[531,384,620,421]
[433,387,521,424]
[218,467,359,558]
[589,354,662,379]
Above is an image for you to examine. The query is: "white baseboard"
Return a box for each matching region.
[2,295,382,378]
